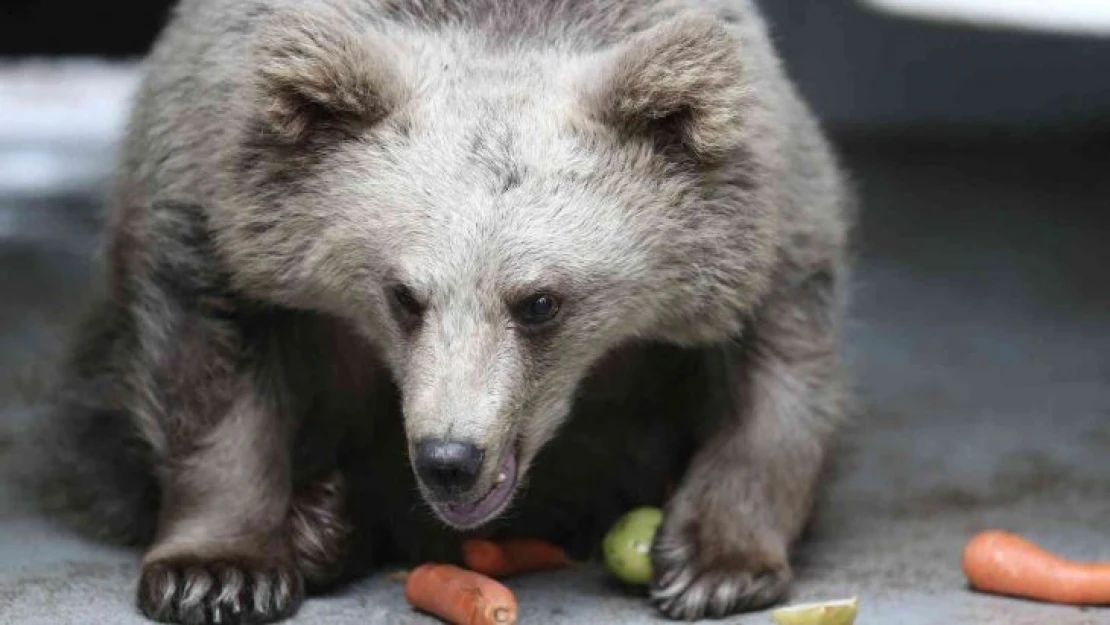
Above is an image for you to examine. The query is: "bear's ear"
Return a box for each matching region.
[253,8,407,143]
[580,15,749,162]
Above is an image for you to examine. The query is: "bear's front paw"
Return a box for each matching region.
[649,511,792,620]
[137,555,303,624]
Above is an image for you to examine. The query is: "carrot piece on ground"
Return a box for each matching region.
[462,538,571,578]
[962,530,1110,606]
[405,563,518,625]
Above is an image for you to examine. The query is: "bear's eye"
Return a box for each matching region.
[391,285,424,317]
[514,293,560,326]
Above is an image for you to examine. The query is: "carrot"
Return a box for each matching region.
[462,538,571,578]
[405,564,518,625]
[962,530,1110,605]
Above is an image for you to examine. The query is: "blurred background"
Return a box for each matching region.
[0,1,1107,624]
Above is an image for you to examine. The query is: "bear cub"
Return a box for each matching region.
[51,0,851,622]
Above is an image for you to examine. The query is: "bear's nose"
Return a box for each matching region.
[414,439,485,499]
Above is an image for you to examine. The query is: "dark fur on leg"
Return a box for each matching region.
[40,294,160,546]
[289,472,352,590]
[46,403,160,546]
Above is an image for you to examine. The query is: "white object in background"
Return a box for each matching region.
[0,60,139,145]
[861,0,1110,36]
[0,60,140,195]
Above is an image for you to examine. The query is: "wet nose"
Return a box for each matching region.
[414,439,485,498]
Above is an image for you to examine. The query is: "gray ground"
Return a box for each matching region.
[1,132,1108,624]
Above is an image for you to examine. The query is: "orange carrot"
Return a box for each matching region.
[962,530,1110,605]
[462,538,571,578]
[405,564,518,625]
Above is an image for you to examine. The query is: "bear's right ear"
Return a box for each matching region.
[253,8,408,144]
[578,14,750,163]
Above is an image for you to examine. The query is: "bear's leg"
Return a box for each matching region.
[132,342,358,624]
[136,378,304,625]
[119,202,336,624]
[651,272,845,620]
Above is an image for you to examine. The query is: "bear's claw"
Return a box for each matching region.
[651,563,791,620]
[138,556,303,624]
[650,511,792,620]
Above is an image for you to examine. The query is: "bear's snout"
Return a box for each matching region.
[413,438,485,499]
[411,436,522,529]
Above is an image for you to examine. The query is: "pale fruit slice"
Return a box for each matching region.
[771,597,859,625]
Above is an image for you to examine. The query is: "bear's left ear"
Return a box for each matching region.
[579,15,749,163]
[252,7,408,144]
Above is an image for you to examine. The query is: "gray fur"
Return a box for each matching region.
[49,0,852,622]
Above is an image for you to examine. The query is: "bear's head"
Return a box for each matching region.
[227,6,780,529]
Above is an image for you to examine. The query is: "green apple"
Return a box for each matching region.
[602,507,663,585]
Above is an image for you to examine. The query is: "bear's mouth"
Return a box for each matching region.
[430,447,519,529]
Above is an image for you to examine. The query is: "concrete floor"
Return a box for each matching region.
[1,131,1108,624]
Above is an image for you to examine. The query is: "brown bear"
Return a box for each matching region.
[48,0,852,622]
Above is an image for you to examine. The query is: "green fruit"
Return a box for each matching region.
[603,507,663,585]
